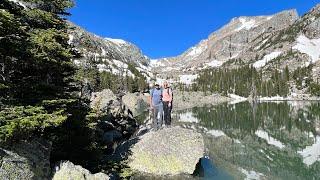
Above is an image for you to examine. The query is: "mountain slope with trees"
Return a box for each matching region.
[68,22,151,94]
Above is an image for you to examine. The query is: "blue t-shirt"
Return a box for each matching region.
[150,88,163,106]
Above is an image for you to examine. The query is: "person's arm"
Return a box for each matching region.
[168,89,173,106]
[149,89,153,109]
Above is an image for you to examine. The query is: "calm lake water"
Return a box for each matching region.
[173,101,320,180]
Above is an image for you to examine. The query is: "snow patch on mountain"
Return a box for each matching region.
[105,38,127,46]
[97,64,108,72]
[255,130,285,149]
[97,59,153,81]
[163,66,181,72]
[186,45,206,57]
[68,34,74,45]
[258,96,285,101]
[137,62,151,71]
[293,35,320,63]
[185,40,208,60]
[179,74,198,85]
[206,60,224,67]
[239,168,265,180]
[97,64,134,77]
[298,136,320,166]
[253,51,282,68]
[150,59,166,67]
[101,48,106,56]
[178,112,199,123]
[228,94,247,105]
[8,0,26,8]
[255,39,269,50]
[207,129,226,137]
[95,59,138,78]
[266,15,274,20]
[236,18,257,31]
[113,60,128,69]
[73,59,81,66]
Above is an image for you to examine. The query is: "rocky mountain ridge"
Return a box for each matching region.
[68,22,153,80]
[152,9,298,72]
[152,4,320,88]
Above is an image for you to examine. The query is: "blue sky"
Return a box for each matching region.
[68,0,320,59]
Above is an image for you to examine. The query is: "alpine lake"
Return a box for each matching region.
[171,101,320,180]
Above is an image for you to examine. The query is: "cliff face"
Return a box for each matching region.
[207,10,298,62]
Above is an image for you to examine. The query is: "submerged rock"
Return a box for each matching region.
[53,161,110,180]
[128,127,204,176]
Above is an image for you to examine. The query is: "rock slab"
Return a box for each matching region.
[53,161,110,180]
[0,138,51,180]
[128,127,204,175]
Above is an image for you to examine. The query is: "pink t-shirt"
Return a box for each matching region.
[162,88,172,102]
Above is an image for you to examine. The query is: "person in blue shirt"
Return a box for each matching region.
[149,82,163,130]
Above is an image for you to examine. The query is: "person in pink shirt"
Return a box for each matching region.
[162,81,173,126]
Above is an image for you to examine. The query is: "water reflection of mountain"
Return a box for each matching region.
[174,102,320,179]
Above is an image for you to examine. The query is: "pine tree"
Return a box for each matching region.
[0,0,78,142]
[284,65,290,82]
[1,0,75,103]
[0,1,28,101]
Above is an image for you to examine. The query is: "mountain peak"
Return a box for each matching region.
[151,6,304,79]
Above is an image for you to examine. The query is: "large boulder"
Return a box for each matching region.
[53,161,110,180]
[0,138,52,180]
[90,89,118,112]
[128,127,204,176]
[0,149,34,180]
[122,92,148,117]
